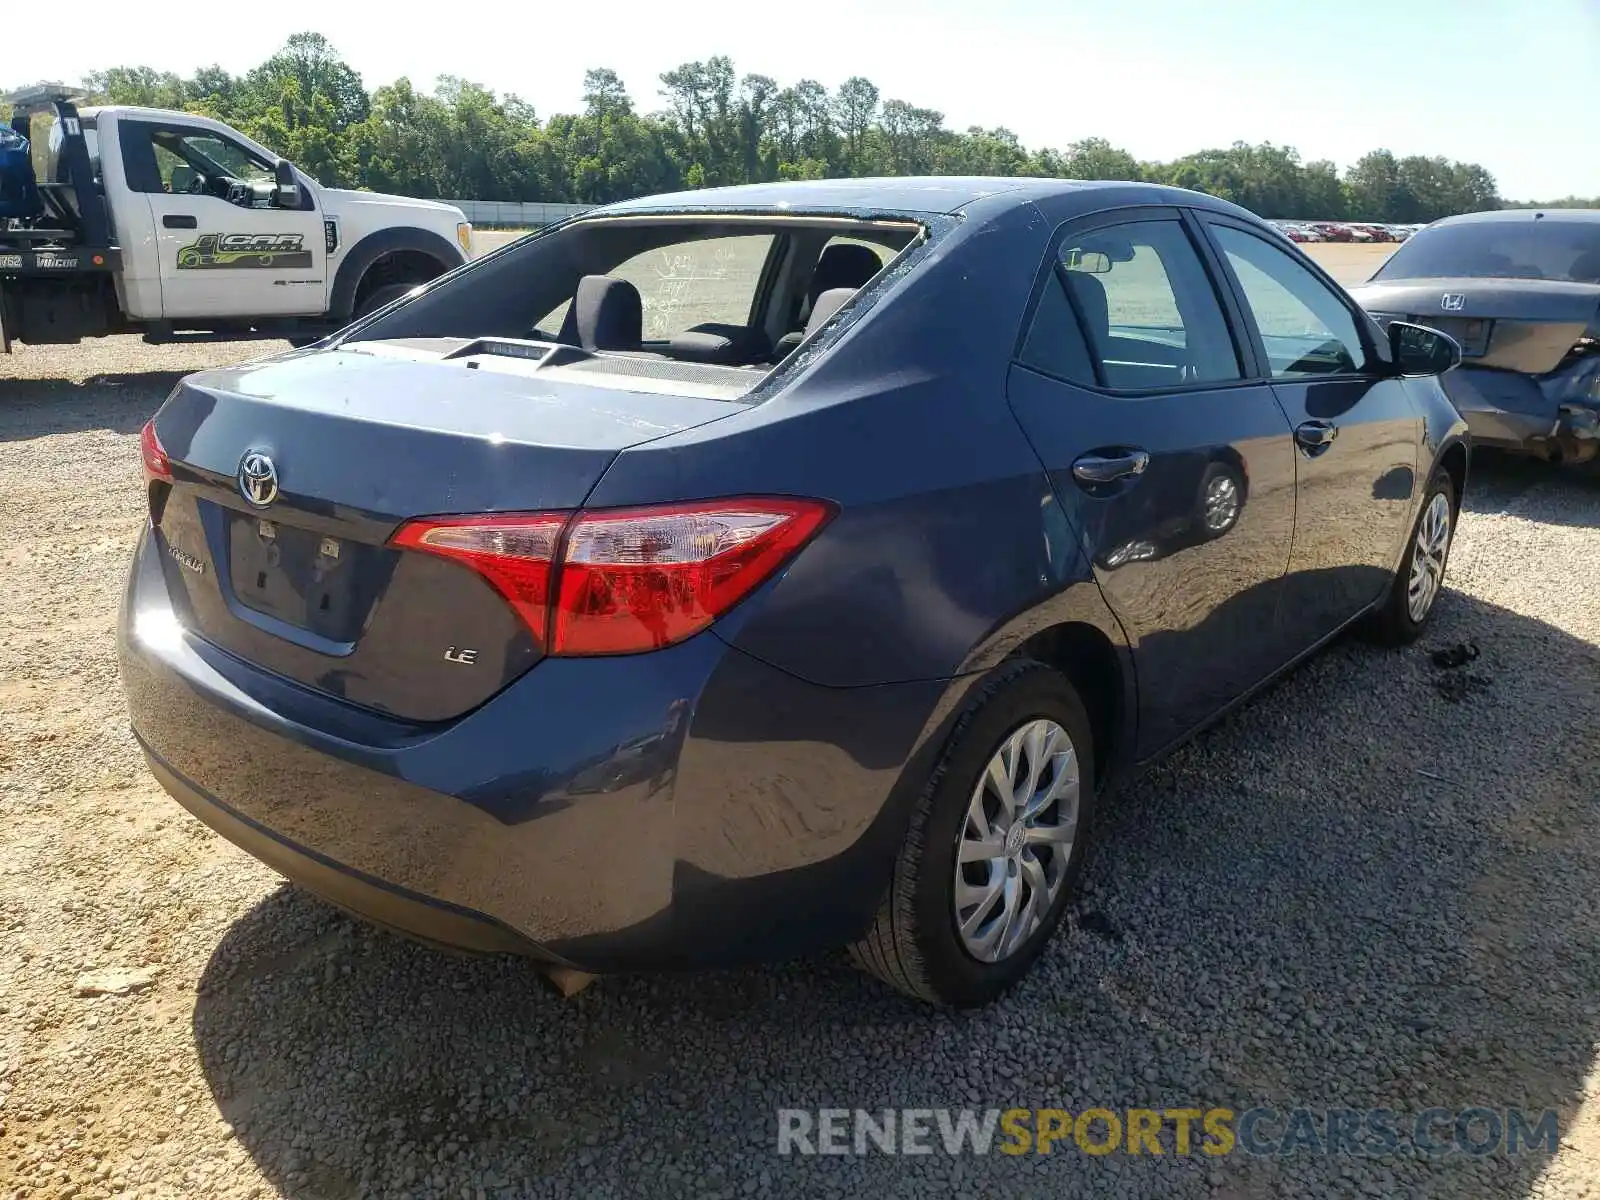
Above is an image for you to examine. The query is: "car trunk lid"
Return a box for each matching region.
[145,341,743,722]
[1350,277,1600,375]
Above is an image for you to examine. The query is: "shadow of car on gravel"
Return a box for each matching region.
[189,576,1600,1200]
[1461,451,1600,526]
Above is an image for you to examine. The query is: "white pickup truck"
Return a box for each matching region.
[0,86,472,351]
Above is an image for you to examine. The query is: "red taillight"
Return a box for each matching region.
[389,513,568,648]
[553,499,833,655]
[139,419,172,482]
[389,497,834,657]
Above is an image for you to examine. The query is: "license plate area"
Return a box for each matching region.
[1414,315,1493,358]
[227,514,388,643]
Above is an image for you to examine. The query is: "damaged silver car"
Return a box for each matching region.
[1349,208,1600,467]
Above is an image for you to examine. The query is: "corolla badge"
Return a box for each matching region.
[237,451,279,508]
[168,545,205,575]
[1441,293,1466,311]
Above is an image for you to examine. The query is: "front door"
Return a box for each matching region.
[118,119,324,319]
[1006,209,1300,756]
[1197,217,1422,647]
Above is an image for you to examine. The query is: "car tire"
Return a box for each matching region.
[1364,468,1457,646]
[355,282,421,319]
[849,660,1096,1007]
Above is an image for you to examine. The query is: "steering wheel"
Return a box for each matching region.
[185,174,207,196]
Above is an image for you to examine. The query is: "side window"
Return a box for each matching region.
[1210,225,1370,378]
[609,234,775,341]
[1022,219,1241,390]
[151,143,188,192]
[176,132,273,185]
[134,125,304,209]
[1019,272,1096,386]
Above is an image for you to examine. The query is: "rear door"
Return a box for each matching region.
[1196,215,1422,648]
[116,118,324,319]
[1005,207,1300,756]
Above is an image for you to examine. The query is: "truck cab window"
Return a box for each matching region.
[133,125,279,208]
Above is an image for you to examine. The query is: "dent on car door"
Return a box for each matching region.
[1199,218,1423,647]
[1004,209,1299,756]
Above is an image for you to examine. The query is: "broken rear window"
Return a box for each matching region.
[344,215,927,383]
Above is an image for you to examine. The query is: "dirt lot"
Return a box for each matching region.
[3,239,1600,1199]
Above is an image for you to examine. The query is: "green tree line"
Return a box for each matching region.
[44,32,1516,222]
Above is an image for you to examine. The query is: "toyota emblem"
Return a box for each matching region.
[237,451,279,508]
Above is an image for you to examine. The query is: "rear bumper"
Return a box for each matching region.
[1443,366,1600,461]
[119,524,947,971]
[142,746,550,959]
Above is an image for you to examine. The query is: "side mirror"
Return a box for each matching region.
[272,159,301,209]
[1389,321,1462,377]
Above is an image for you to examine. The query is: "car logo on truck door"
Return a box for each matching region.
[177,234,312,270]
[1441,293,1466,311]
[237,451,279,508]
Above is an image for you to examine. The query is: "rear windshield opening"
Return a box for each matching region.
[1375,221,1600,284]
[346,215,927,384]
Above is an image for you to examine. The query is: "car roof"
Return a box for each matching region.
[1429,208,1600,228]
[591,175,1253,219]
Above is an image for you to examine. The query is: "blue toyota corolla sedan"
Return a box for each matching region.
[120,177,1469,1006]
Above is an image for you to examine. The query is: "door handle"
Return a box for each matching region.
[162,214,197,229]
[1295,420,1338,452]
[1072,449,1151,487]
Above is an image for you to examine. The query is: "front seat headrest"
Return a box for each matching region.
[804,288,856,337]
[808,242,882,304]
[1568,249,1600,282]
[1062,269,1110,347]
[770,287,861,362]
[568,275,643,351]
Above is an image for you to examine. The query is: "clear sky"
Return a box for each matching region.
[9,0,1597,199]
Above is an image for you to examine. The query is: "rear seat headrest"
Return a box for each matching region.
[569,274,642,351]
[669,322,771,365]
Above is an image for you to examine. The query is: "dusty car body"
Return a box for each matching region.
[119,177,1470,1007]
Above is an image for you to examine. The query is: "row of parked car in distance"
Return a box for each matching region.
[1272,219,1424,243]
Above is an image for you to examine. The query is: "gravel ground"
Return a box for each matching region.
[3,315,1600,1200]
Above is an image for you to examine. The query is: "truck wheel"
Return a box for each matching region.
[356,282,421,319]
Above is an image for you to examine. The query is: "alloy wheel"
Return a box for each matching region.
[1407,491,1452,622]
[953,719,1081,963]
